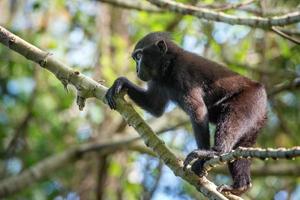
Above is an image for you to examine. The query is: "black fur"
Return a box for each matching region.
[105,32,267,195]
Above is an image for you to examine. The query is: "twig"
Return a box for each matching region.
[96,155,109,200]
[271,27,300,45]
[148,161,163,198]
[275,28,300,36]
[214,0,257,11]
[268,77,300,97]
[196,3,293,16]
[146,0,300,28]
[97,0,163,13]
[202,147,300,174]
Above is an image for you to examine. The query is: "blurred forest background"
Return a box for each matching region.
[0,0,300,199]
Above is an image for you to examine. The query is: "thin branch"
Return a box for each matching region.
[213,163,300,177]
[213,0,257,11]
[0,121,185,197]
[271,27,300,45]
[196,3,293,16]
[0,26,229,200]
[97,0,294,19]
[165,0,198,31]
[275,28,300,36]
[97,0,163,13]
[201,147,300,174]
[5,77,37,157]
[268,77,300,97]
[96,155,109,200]
[0,139,151,196]
[146,0,300,28]
[148,161,163,198]
[5,112,32,155]
[0,147,77,197]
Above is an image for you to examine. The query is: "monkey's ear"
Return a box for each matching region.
[156,40,168,54]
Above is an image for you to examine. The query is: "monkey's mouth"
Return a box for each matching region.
[137,64,152,81]
[137,70,151,82]
[137,73,151,82]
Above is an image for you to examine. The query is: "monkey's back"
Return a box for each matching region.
[173,50,260,106]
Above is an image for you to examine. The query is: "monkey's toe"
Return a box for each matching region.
[190,160,207,176]
[183,149,217,174]
[217,183,252,196]
[183,151,199,170]
[105,88,117,109]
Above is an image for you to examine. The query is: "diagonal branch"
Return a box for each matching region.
[271,27,300,45]
[146,0,300,28]
[0,26,230,200]
[275,28,300,36]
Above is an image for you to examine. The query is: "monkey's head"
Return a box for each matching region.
[132,32,176,81]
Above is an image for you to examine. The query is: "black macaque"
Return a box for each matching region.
[105,32,267,195]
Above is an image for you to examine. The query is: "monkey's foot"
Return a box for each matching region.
[183,149,217,176]
[217,183,252,196]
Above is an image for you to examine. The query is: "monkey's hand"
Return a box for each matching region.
[105,77,129,109]
[183,149,217,176]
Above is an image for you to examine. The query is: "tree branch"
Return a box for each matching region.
[213,0,257,12]
[201,147,300,174]
[0,119,178,197]
[0,26,229,200]
[214,163,300,177]
[275,28,300,36]
[271,27,300,45]
[96,0,296,19]
[97,0,163,13]
[146,0,300,28]
[268,77,300,97]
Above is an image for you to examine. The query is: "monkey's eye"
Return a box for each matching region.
[133,50,143,61]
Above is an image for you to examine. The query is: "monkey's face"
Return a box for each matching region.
[132,40,168,81]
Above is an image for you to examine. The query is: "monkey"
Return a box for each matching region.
[105,32,267,195]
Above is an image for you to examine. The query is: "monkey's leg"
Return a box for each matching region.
[218,158,252,195]
[213,84,267,153]
[214,86,267,195]
[213,115,254,195]
[217,134,258,195]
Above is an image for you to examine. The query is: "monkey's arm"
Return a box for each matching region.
[186,91,210,149]
[183,93,217,175]
[105,77,168,117]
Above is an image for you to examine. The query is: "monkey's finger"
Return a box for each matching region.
[106,94,116,109]
[217,184,233,193]
[105,88,117,109]
[106,97,113,109]
[105,93,112,109]
[115,84,123,94]
[183,157,198,171]
[108,98,116,109]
